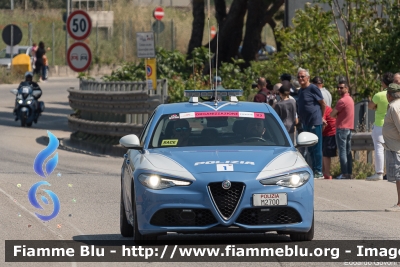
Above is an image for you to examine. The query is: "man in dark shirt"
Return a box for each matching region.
[297,68,327,179]
[253,77,276,106]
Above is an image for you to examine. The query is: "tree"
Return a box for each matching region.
[188,0,284,67]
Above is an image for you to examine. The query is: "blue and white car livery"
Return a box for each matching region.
[119,90,318,241]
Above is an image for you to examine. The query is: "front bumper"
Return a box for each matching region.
[134,169,314,235]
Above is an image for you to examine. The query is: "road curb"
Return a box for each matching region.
[38,136,125,158]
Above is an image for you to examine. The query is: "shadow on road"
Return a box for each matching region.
[0,110,70,132]
[73,233,292,245]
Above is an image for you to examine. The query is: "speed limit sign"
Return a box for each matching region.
[67,10,92,41]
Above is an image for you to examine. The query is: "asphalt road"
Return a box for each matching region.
[0,77,399,267]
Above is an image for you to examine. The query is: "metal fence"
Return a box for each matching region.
[0,18,177,66]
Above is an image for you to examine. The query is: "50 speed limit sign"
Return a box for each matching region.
[67,10,92,41]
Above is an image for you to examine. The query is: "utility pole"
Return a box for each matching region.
[11,0,14,10]
[65,0,69,65]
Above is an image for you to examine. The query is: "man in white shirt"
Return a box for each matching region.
[312,76,332,107]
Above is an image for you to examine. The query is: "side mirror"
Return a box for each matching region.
[10,89,18,95]
[32,90,41,98]
[119,134,142,149]
[295,132,318,148]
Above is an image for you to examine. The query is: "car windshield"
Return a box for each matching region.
[149,112,290,148]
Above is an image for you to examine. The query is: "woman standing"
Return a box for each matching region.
[34,42,46,81]
[274,84,298,143]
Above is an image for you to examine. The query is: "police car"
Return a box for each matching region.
[119,89,318,241]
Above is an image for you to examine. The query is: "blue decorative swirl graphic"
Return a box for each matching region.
[28,181,60,221]
[33,131,59,178]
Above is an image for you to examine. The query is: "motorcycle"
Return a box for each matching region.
[10,82,44,127]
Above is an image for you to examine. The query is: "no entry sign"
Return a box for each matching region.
[67,42,92,72]
[153,7,164,21]
[67,10,92,41]
[211,26,216,39]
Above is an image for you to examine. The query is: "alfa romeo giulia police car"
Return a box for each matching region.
[119,90,318,242]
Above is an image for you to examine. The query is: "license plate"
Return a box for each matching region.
[253,193,287,206]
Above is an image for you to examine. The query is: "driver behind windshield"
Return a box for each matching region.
[244,119,266,139]
[171,119,191,146]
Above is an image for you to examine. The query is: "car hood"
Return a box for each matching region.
[144,147,301,175]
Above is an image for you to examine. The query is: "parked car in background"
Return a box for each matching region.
[238,44,277,61]
[0,46,34,70]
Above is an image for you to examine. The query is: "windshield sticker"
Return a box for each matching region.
[195,161,255,166]
[179,112,196,119]
[178,111,265,119]
[216,164,234,171]
[169,114,180,120]
[161,139,178,146]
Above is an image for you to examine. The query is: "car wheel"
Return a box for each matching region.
[290,214,314,241]
[131,182,157,242]
[120,186,133,237]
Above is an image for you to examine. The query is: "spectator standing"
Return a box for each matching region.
[42,54,48,82]
[322,106,337,179]
[31,43,37,70]
[34,42,46,81]
[312,76,332,107]
[296,67,326,179]
[330,81,355,179]
[367,72,393,181]
[382,83,400,211]
[281,73,300,101]
[274,84,298,143]
[273,82,282,102]
[254,77,276,106]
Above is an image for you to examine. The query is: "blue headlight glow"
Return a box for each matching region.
[259,171,311,188]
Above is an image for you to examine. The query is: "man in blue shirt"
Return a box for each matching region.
[297,68,327,179]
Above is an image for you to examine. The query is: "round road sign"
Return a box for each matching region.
[2,24,23,46]
[146,65,152,76]
[153,7,164,20]
[211,26,216,39]
[67,10,92,41]
[67,42,92,72]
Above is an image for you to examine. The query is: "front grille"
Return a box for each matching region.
[208,182,245,220]
[236,207,302,225]
[150,208,217,226]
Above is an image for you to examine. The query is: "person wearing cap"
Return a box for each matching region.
[366,72,393,181]
[274,84,298,143]
[382,82,400,211]
[312,76,332,107]
[330,81,354,179]
[280,73,299,101]
[213,76,225,90]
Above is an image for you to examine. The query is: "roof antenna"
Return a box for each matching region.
[207,0,212,91]
[214,23,219,106]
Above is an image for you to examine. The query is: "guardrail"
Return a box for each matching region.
[351,132,374,164]
[68,79,168,137]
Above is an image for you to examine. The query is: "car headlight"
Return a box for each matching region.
[27,100,32,105]
[17,99,23,104]
[259,171,311,188]
[138,174,192,190]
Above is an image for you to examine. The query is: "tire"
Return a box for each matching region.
[120,186,133,237]
[131,182,157,242]
[26,122,32,127]
[20,114,26,127]
[290,215,314,241]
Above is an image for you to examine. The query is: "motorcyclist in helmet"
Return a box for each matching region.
[21,71,42,98]
[13,72,43,121]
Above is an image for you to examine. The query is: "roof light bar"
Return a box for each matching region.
[184,89,243,97]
